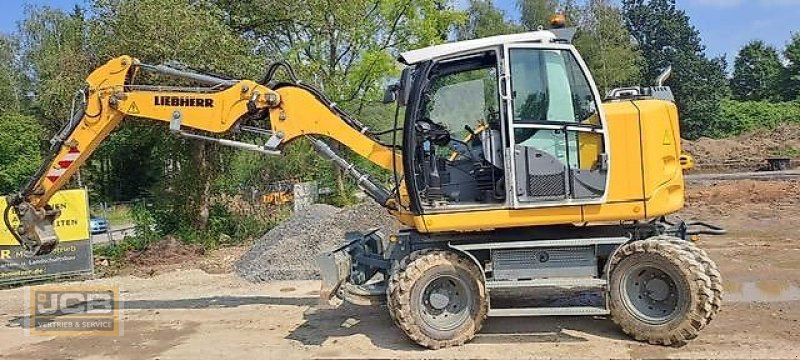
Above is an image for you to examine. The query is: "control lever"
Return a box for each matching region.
[464,125,477,138]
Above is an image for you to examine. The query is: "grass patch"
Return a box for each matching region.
[772,146,800,158]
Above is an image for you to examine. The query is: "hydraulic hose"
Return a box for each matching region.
[259,60,400,150]
[3,202,23,247]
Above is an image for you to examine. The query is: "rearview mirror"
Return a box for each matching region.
[398,67,413,106]
[383,84,399,104]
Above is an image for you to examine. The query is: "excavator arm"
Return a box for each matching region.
[4,55,402,256]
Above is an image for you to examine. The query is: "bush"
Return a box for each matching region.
[712,99,800,137]
[0,113,43,194]
[94,203,288,261]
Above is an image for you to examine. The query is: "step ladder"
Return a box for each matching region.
[451,236,627,318]
[485,277,609,317]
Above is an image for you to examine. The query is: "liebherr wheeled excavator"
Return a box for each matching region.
[4,28,724,348]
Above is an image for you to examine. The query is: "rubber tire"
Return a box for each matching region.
[608,236,719,346]
[387,249,488,349]
[662,237,723,322]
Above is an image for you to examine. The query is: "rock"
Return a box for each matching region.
[340,318,360,328]
[234,201,398,281]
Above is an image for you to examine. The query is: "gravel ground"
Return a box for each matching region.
[235,201,398,281]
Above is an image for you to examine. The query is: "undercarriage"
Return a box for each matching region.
[318,219,724,348]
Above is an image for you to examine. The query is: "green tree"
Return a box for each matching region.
[18,5,91,133]
[0,36,23,114]
[731,40,783,101]
[0,114,43,194]
[213,0,464,198]
[784,33,800,100]
[458,0,520,40]
[622,0,729,139]
[89,0,259,231]
[215,0,462,113]
[572,0,643,93]
[518,0,558,30]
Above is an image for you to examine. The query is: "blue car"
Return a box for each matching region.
[90,216,109,235]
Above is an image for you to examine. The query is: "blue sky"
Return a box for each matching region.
[1,0,799,66]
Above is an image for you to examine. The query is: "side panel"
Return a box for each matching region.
[583,101,647,222]
[583,201,646,222]
[597,101,645,203]
[413,206,582,233]
[638,100,684,217]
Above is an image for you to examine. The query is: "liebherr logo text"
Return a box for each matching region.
[154,96,214,107]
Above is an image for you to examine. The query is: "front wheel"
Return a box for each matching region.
[387,249,488,349]
[608,236,719,346]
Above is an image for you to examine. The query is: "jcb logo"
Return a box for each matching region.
[26,285,121,336]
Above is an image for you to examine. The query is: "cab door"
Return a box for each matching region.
[501,43,610,209]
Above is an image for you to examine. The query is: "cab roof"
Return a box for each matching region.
[398,29,575,65]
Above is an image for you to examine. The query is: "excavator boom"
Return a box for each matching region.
[4,55,402,256]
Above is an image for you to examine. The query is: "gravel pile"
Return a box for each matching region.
[235,201,398,281]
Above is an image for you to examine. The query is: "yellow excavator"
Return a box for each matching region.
[4,27,724,348]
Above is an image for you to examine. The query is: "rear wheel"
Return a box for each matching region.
[671,238,723,321]
[608,236,718,346]
[387,249,488,349]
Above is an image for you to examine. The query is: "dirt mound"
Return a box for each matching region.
[235,201,399,282]
[683,124,800,170]
[124,237,205,267]
[686,179,800,208]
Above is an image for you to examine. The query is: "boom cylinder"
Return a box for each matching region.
[307,136,393,208]
[139,63,238,87]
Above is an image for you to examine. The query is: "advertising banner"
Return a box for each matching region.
[0,189,93,285]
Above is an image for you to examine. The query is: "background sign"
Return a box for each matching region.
[0,189,93,285]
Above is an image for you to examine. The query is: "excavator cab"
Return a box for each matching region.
[399,39,608,215]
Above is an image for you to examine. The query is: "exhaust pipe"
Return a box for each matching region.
[656,66,672,87]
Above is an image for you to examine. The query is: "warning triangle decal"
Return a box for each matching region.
[128,102,140,114]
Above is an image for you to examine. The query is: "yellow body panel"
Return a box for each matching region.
[577,132,603,170]
[412,206,583,233]
[638,100,685,217]
[582,201,646,222]
[403,99,686,233]
[577,113,602,169]
[602,101,646,202]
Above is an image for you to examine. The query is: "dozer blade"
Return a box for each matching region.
[3,200,61,257]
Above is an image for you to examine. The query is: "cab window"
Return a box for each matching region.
[509,49,597,125]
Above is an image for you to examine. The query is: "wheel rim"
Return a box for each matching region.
[418,274,472,332]
[620,263,682,324]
